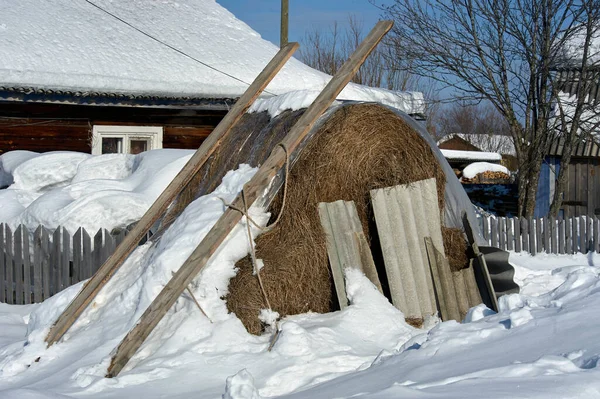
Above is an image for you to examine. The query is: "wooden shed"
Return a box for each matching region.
[535,138,600,218]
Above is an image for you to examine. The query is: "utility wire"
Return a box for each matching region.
[81,0,274,95]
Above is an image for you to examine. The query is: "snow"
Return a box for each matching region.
[440,149,502,161]
[1,233,600,398]
[462,162,510,179]
[0,149,194,234]
[0,0,425,116]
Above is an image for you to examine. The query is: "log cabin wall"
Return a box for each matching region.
[0,102,228,154]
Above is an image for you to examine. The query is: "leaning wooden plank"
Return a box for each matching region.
[463,261,483,308]
[318,200,381,308]
[424,237,460,322]
[452,269,470,320]
[106,21,392,377]
[45,43,300,347]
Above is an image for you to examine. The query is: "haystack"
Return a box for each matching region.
[161,102,478,334]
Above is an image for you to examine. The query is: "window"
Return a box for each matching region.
[91,126,163,155]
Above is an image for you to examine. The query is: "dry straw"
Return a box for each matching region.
[226,103,457,334]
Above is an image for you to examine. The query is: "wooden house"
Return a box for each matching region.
[0,0,424,156]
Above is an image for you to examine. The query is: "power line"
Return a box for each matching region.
[81,0,274,95]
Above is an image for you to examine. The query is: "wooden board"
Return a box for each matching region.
[105,21,393,378]
[45,42,300,347]
[424,237,460,322]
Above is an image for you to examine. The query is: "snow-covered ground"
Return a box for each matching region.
[0,150,194,234]
[0,156,599,397]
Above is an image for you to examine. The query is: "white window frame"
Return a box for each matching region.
[91,125,163,155]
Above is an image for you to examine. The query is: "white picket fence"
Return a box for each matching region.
[480,215,600,255]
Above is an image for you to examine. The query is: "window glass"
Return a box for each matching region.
[129,139,149,154]
[102,137,123,154]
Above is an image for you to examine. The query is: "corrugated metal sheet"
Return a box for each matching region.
[555,69,600,104]
[370,178,442,321]
[547,137,600,158]
[318,200,382,309]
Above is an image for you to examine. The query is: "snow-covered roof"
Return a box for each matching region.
[0,0,424,114]
[440,149,502,162]
[438,133,516,156]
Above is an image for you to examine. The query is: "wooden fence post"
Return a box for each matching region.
[514,217,521,252]
[0,224,6,303]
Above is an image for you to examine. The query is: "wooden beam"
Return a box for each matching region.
[45,42,300,347]
[106,21,393,377]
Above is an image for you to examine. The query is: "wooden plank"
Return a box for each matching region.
[17,226,32,305]
[580,216,587,253]
[62,228,70,291]
[572,217,578,254]
[542,216,549,253]
[558,217,566,255]
[33,226,46,302]
[506,217,514,251]
[0,224,5,303]
[45,42,301,347]
[425,237,460,322]
[490,218,498,248]
[550,216,557,254]
[72,228,82,285]
[528,217,536,256]
[514,217,521,253]
[5,226,13,304]
[536,217,543,253]
[38,227,51,300]
[594,216,599,253]
[521,217,528,253]
[463,262,482,307]
[482,217,489,243]
[82,229,92,280]
[14,226,24,304]
[51,227,61,295]
[106,21,393,377]
[498,217,506,250]
[452,269,470,320]
[93,229,103,276]
[587,215,593,253]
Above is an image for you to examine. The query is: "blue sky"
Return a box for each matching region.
[216,0,393,46]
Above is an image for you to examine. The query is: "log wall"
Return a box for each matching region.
[0,101,227,154]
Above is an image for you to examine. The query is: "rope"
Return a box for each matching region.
[217,143,291,347]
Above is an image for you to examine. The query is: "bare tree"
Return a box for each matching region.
[437,102,511,138]
[381,0,600,217]
[299,15,440,130]
[549,4,600,215]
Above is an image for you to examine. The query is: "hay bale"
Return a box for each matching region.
[442,227,469,272]
[226,103,448,334]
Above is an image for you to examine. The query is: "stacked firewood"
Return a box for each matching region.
[461,170,510,184]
